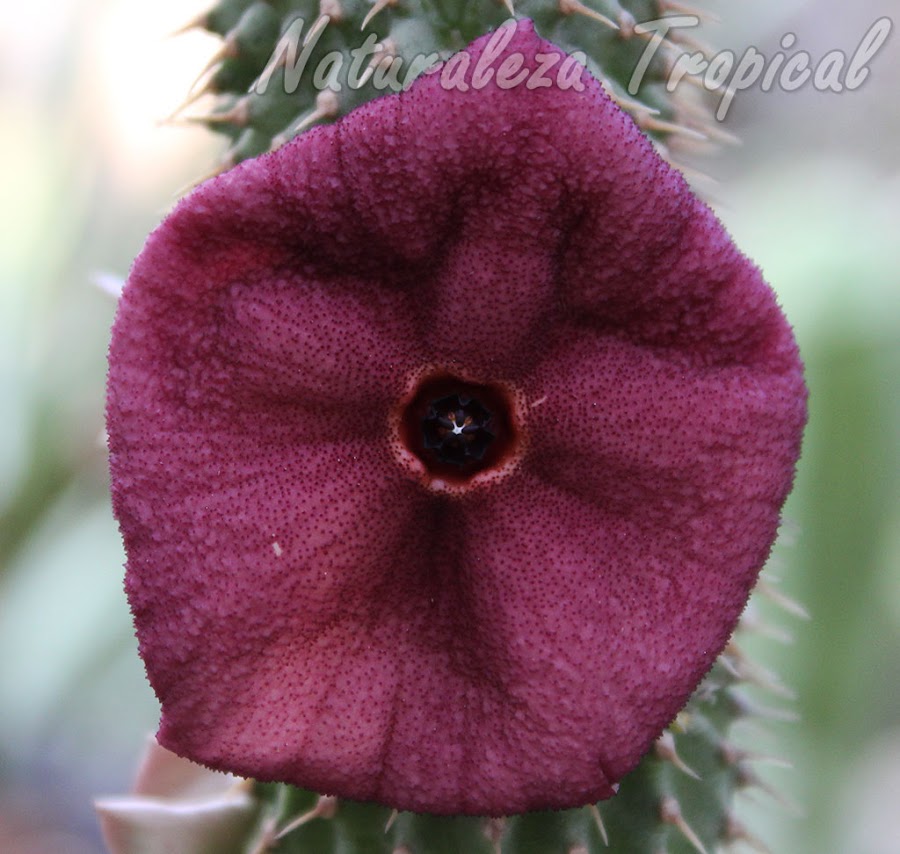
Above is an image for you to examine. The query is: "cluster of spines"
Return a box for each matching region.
[230,573,802,854]
[171,0,729,181]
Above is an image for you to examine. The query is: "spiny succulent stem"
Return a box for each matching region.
[170,0,737,181]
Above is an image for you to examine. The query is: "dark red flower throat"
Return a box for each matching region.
[399,374,520,483]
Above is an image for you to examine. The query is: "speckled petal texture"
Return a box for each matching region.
[107,20,807,816]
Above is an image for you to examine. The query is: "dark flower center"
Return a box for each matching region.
[399,374,519,483]
[422,394,495,466]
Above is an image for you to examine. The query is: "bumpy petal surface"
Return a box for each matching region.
[108,20,806,815]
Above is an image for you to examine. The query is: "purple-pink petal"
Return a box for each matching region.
[107,20,807,815]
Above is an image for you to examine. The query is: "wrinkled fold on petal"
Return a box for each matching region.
[424,213,560,374]
[557,184,795,367]
[454,473,739,784]
[119,439,431,782]
[524,331,806,526]
[112,232,421,413]
[258,23,592,373]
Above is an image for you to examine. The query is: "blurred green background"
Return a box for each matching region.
[0,0,897,851]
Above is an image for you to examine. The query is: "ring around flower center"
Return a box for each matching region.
[398,374,520,484]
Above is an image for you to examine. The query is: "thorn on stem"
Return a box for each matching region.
[602,79,661,116]
[723,814,772,853]
[735,762,803,816]
[183,99,251,129]
[160,87,213,125]
[655,731,701,780]
[361,0,398,30]
[757,579,810,620]
[271,90,341,150]
[636,112,708,141]
[276,795,338,840]
[587,803,609,846]
[174,156,235,197]
[319,0,344,22]
[171,11,211,37]
[660,796,708,854]
[483,817,505,854]
[193,38,240,87]
[724,641,796,699]
[738,608,794,645]
[558,0,620,31]
[721,741,794,771]
[728,688,800,724]
[658,0,721,24]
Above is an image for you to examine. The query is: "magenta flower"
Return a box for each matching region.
[107,21,806,816]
